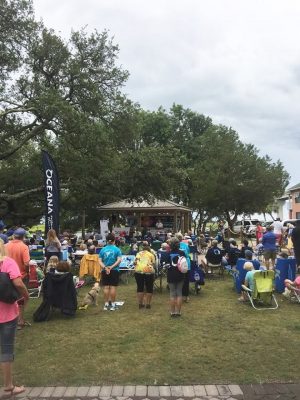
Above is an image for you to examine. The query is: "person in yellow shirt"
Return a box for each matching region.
[134,241,156,309]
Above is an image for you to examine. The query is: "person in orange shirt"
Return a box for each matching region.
[5,228,30,328]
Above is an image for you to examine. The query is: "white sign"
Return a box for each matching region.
[100,219,109,240]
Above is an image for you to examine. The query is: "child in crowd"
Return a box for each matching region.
[254,238,264,258]
[55,261,71,274]
[46,255,59,272]
[240,239,253,258]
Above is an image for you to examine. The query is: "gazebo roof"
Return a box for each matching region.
[99,199,192,212]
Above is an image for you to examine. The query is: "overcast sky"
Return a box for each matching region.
[33,0,300,187]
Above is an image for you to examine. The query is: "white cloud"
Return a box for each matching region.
[33,0,300,186]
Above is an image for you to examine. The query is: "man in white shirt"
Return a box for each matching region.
[271,218,283,245]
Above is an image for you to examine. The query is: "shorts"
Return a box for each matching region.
[264,249,276,261]
[169,280,184,298]
[101,269,119,286]
[134,273,154,293]
[0,317,18,362]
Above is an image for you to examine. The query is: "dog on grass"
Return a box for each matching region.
[79,283,100,310]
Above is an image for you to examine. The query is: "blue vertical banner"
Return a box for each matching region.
[42,150,60,236]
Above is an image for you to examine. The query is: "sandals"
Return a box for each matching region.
[4,385,25,396]
[17,321,31,330]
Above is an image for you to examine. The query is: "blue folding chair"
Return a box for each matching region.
[233,258,247,293]
[275,257,296,293]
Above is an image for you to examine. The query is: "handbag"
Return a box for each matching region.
[0,262,19,303]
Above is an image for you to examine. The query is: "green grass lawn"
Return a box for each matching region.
[13,275,300,386]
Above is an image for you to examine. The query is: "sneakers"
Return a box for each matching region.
[170,313,181,318]
[145,304,151,309]
[110,303,119,311]
[139,304,145,309]
[104,302,119,311]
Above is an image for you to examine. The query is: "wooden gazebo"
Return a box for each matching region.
[98,199,192,233]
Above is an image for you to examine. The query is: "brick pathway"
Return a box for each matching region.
[1,384,299,400]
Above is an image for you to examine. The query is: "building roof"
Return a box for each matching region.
[98,199,192,212]
[288,182,300,192]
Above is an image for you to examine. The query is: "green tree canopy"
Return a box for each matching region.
[0,0,290,231]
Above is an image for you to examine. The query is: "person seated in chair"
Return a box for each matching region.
[202,239,223,273]
[79,246,101,283]
[46,255,59,272]
[238,261,255,302]
[283,276,300,299]
[55,261,71,274]
[34,264,77,319]
[129,238,139,256]
[240,239,253,258]
[244,250,261,270]
[226,240,241,268]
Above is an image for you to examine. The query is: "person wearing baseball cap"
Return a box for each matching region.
[5,228,30,328]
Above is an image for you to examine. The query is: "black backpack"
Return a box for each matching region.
[0,262,19,304]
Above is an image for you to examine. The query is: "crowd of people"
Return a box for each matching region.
[1,218,300,394]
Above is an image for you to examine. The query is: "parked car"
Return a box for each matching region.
[233,219,261,237]
[282,219,300,229]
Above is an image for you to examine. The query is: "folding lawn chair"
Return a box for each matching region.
[119,255,135,284]
[242,270,278,310]
[286,286,300,304]
[233,258,247,293]
[29,249,45,267]
[28,263,44,298]
[154,250,169,292]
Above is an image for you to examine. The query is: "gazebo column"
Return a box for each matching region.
[137,212,142,228]
[183,213,187,233]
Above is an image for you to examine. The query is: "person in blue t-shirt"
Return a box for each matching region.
[262,226,277,269]
[99,233,122,311]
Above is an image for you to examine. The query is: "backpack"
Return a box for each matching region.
[170,253,188,273]
[0,261,20,304]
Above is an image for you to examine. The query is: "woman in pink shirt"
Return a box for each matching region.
[0,239,29,396]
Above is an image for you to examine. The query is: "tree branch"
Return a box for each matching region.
[0,107,36,118]
[0,186,44,201]
[0,122,48,160]
[0,183,68,201]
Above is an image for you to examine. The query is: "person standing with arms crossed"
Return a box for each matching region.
[99,233,122,311]
[5,228,30,329]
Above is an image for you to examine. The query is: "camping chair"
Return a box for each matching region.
[242,270,278,310]
[79,253,101,284]
[28,263,44,298]
[119,255,135,284]
[233,258,247,293]
[287,286,300,304]
[274,258,296,293]
[33,272,77,321]
[29,249,45,268]
[207,261,224,279]
[154,250,169,292]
